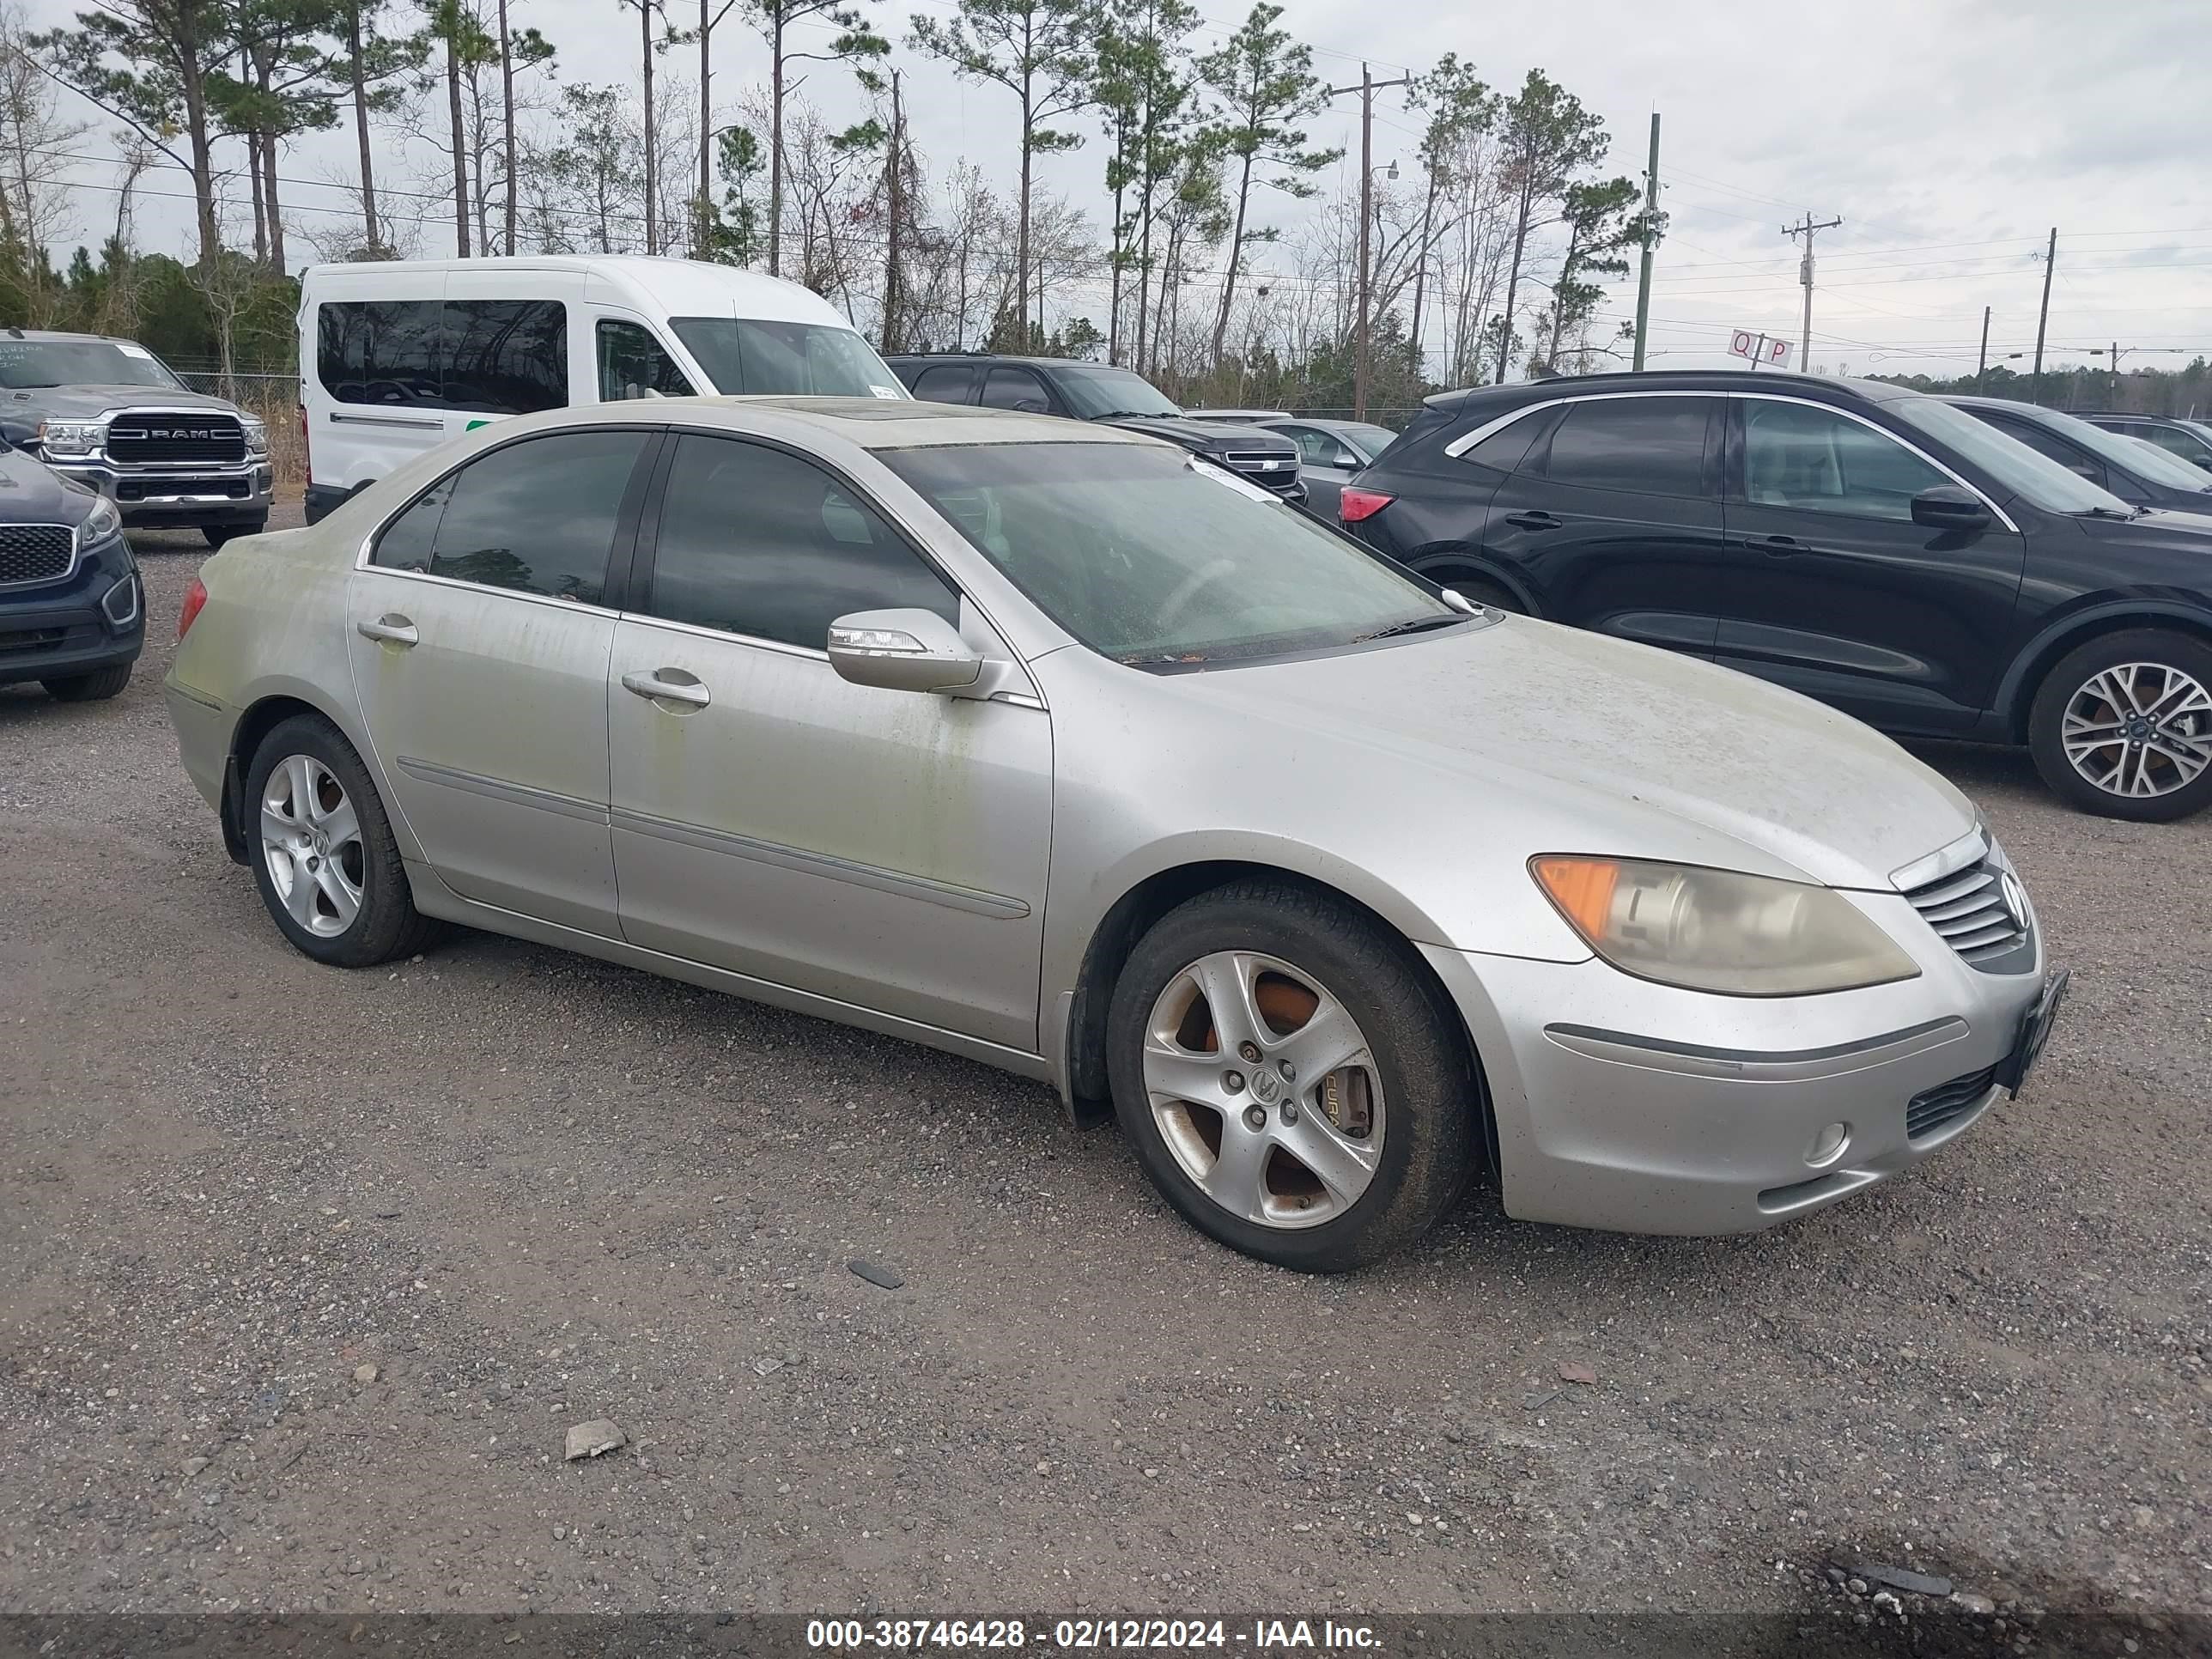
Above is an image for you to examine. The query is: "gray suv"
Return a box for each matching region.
[0,329,275,545]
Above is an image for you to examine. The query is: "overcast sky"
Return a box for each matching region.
[21,0,2212,380]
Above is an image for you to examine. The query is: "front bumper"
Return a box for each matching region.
[47,459,274,527]
[0,558,144,686]
[1422,886,2049,1236]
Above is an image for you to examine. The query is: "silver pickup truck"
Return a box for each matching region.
[0,328,275,546]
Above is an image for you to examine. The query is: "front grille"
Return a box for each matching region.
[1900,855,2029,966]
[1223,448,1299,477]
[106,412,246,465]
[116,477,251,501]
[1907,1064,1998,1140]
[0,523,75,586]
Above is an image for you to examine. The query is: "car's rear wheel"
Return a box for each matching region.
[42,663,132,702]
[1106,879,1481,1272]
[244,714,441,966]
[2028,629,2212,822]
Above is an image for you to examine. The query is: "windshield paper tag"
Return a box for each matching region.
[869,385,903,399]
[117,343,154,358]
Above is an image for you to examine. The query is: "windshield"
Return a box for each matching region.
[667,318,908,399]
[1052,366,1184,421]
[1892,398,2131,515]
[1338,422,1399,459]
[2034,407,2212,492]
[0,337,184,390]
[882,441,1459,666]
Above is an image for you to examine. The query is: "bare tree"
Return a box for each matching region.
[0,1,91,319]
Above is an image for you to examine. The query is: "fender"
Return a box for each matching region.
[1993,596,2212,731]
[1405,547,1542,615]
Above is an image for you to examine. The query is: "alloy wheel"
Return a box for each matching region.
[2061,662,2212,799]
[259,753,366,937]
[1141,951,1385,1231]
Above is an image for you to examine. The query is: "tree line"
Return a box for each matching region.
[0,0,1662,410]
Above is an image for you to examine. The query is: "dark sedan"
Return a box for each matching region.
[1943,396,2212,513]
[1340,369,2212,821]
[0,442,143,701]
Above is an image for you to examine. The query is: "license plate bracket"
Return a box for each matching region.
[1997,968,2069,1097]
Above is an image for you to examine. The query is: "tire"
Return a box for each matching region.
[204,517,267,548]
[2027,629,2212,823]
[1429,572,1522,615]
[42,662,132,702]
[242,713,442,966]
[1105,878,1482,1273]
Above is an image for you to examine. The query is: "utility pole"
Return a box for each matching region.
[884,70,904,354]
[2031,227,2057,405]
[1327,64,1413,421]
[1977,306,1990,393]
[2109,339,2123,404]
[1784,210,1842,372]
[1632,112,1661,372]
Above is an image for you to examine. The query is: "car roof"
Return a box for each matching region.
[884,354,1126,373]
[1423,368,1919,416]
[521,393,1154,451]
[1,328,131,344]
[299,254,854,328]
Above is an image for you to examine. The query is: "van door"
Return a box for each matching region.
[579,306,707,404]
[307,276,461,500]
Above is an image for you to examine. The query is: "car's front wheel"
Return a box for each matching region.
[1106,879,1482,1272]
[2028,629,2212,822]
[42,663,132,702]
[244,714,441,966]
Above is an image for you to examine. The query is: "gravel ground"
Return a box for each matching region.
[1,517,2205,1645]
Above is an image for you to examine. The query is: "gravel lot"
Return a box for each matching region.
[2,515,2205,1646]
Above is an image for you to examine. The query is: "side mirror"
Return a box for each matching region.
[1441,587,1480,615]
[1910,484,1992,534]
[827,608,984,695]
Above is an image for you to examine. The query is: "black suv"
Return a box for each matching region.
[1342,369,2212,821]
[2077,411,2212,475]
[1944,396,2212,513]
[0,441,143,702]
[884,354,1304,501]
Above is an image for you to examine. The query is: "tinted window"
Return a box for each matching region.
[598,319,696,400]
[667,318,907,398]
[443,300,568,413]
[1540,397,1711,495]
[371,478,452,571]
[2145,423,2212,465]
[641,434,957,650]
[1455,410,1550,474]
[316,300,444,406]
[1982,415,2100,482]
[980,367,1048,410]
[1743,400,1947,520]
[911,363,976,403]
[374,429,650,604]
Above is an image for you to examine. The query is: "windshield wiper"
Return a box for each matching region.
[2074,505,2141,520]
[1093,410,1172,422]
[1352,613,1466,643]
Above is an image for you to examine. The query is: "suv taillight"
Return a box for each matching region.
[1339,487,1395,524]
[178,575,208,640]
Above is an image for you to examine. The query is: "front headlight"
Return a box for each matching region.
[78,494,123,547]
[38,419,104,457]
[240,415,268,455]
[1531,855,1921,997]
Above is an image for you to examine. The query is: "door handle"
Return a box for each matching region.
[356,614,417,646]
[622,668,711,708]
[1747,534,1808,556]
[1505,511,1561,531]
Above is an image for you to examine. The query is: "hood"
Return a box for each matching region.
[0,444,97,525]
[1176,618,1977,890]
[2074,505,2212,553]
[4,384,245,420]
[1104,415,1294,450]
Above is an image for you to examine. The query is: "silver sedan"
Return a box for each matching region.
[164,398,2063,1271]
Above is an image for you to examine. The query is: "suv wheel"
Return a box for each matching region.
[1105,879,1481,1272]
[43,663,132,702]
[204,517,267,549]
[2028,629,2212,822]
[244,714,442,965]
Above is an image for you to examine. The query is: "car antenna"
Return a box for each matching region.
[5,326,21,338]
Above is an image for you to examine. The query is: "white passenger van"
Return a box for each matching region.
[297,255,908,522]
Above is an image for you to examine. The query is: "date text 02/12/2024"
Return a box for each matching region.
[804,1619,1382,1651]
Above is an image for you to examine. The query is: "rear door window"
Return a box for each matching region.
[317,298,566,414]
[1538,397,1713,496]
[318,300,443,406]
[980,367,1051,411]
[911,363,977,404]
[373,429,653,607]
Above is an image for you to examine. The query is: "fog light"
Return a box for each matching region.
[1803,1121,1850,1169]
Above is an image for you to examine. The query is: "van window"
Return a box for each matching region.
[598,319,696,399]
[316,298,567,414]
[667,317,905,398]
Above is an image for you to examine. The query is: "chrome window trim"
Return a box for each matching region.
[1736,392,2021,535]
[0,523,85,590]
[615,608,830,662]
[1440,387,2022,537]
[349,556,626,620]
